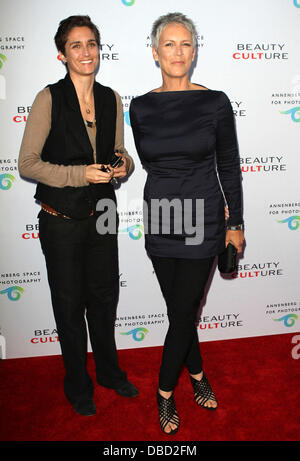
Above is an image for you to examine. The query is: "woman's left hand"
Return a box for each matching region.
[225,229,244,254]
[112,153,128,179]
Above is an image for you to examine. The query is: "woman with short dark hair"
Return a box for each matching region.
[19,15,138,416]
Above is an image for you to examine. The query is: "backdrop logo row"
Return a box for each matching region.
[265,301,300,329]
[268,201,300,231]
[240,155,287,174]
[29,326,147,346]
[0,271,42,301]
[232,43,288,61]
[271,89,300,122]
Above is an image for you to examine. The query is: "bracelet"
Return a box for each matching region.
[226,224,243,231]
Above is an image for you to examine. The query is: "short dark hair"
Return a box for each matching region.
[54,15,100,54]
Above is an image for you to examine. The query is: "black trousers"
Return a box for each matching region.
[150,255,215,392]
[39,210,126,405]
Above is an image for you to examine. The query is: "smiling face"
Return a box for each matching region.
[59,26,99,77]
[152,22,196,81]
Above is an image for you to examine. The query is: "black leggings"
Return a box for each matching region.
[150,255,215,392]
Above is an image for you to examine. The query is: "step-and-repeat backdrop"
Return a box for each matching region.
[0,0,299,359]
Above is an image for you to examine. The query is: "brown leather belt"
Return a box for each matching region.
[41,203,71,219]
[41,203,95,219]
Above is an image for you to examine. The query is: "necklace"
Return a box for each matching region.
[85,119,96,136]
[83,98,93,115]
[85,102,91,114]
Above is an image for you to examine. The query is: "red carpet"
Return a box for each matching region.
[0,333,299,442]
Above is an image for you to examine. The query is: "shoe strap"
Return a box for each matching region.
[157,392,180,432]
[190,373,217,405]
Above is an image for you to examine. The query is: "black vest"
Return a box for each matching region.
[35,73,117,219]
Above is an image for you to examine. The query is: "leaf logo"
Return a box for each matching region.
[273,314,298,327]
[0,174,15,190]
[122,0,135,5]
[0,286,24,301]
[277,216,300,230]
[0,54,7,69]
[280,107,300,122]
[120,327,148,341]
[119,224,144,240]
[124,110,131,126]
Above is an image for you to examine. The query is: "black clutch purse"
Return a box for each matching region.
[218,243,237,273]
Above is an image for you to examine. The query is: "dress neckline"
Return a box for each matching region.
[148,89,210,95]
[149,84,209,94]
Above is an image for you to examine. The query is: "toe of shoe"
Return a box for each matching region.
[73,400,96,416]
[115,382,139,397]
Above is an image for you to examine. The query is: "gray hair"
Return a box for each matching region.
[151,12,198,50]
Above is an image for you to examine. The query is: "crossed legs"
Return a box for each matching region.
[151,255,216,433]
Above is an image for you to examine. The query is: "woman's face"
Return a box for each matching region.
[152,23,195,80]
[59,26,99,77]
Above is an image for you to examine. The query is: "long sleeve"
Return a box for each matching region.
[215,92,243,226]
[114,90,134,173]
[129,99,149,171]
[18,87,89,188]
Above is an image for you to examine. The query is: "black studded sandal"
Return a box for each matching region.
[190,372,218,410]
[157,391,180,435]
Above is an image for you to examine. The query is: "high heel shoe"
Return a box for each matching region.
[157,390,180,435]
[190,372,218,410]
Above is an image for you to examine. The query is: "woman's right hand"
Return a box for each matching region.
[85,164,114,184]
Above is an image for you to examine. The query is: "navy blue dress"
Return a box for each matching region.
[129,89,243,259]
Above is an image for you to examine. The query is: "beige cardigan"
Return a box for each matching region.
[18,87,133,187]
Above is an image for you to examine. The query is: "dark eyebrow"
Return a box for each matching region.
[69,39,97,45]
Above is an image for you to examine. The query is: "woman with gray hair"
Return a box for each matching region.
[130,12,244,434]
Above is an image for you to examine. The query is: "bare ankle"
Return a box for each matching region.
[190,371,203,381]
[158,388,173,399]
